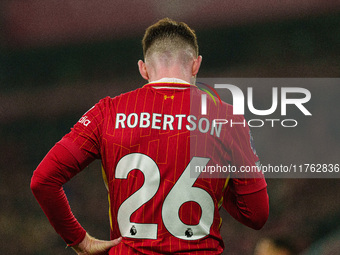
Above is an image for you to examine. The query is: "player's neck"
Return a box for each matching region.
[148,73,191,84]
[148,64,192,84]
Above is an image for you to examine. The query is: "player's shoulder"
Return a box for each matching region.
[96,87,144,106]
[220,100,234,114]
[201,90,234,116]
[114,86,146,100]
[196,87,247,127]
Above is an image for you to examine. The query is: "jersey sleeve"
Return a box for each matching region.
[31,142,87,246]
[31,98,109,246]
[60,98,108,161]
[222,186,269,230]
[228,115,267,195]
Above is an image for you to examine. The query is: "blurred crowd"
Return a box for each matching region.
[1,10,340,255]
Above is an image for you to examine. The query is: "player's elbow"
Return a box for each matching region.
[30,172,48,197]
[248,200,269,230]
[249,210,269,230]
[30,174,41,195]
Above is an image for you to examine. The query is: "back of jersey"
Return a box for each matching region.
[88,81,260,254]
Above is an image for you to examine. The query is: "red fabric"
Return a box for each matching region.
[223,186,269,230]
[30,142,94,246]
[31,82,268,253]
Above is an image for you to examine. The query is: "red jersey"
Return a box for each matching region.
[57,80,266,254]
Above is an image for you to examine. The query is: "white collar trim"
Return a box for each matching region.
[148,77,190,84]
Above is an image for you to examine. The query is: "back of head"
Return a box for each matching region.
[142,18,199,67]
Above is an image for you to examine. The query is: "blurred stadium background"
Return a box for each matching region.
[1,1,340,254]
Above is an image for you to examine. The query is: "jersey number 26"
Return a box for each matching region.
[115,153,214,240]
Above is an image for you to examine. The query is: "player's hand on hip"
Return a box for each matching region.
[72,232,122,255]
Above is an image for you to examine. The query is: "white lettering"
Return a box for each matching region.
[115,113,126,128]
[152,113,162,130]
[127,113,138,128]
[186,115,197,131]
[140,112,150,128]
[163,115,174,130]
[198,118,210,133]
[78,116,91,127]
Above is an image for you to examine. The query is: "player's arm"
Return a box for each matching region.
[30,141,121,253]
[223,185,269,230]
[31,99,121,253]
[223,115,269,229]
[30,142,88,246]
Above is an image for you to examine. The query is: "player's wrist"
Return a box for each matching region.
[66,228,87,247]
[71,232,92,254]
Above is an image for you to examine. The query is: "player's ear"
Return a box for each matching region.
[192,55,202,76]
[138,60,149,80]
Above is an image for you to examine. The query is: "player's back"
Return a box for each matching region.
[96,81,236,254]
